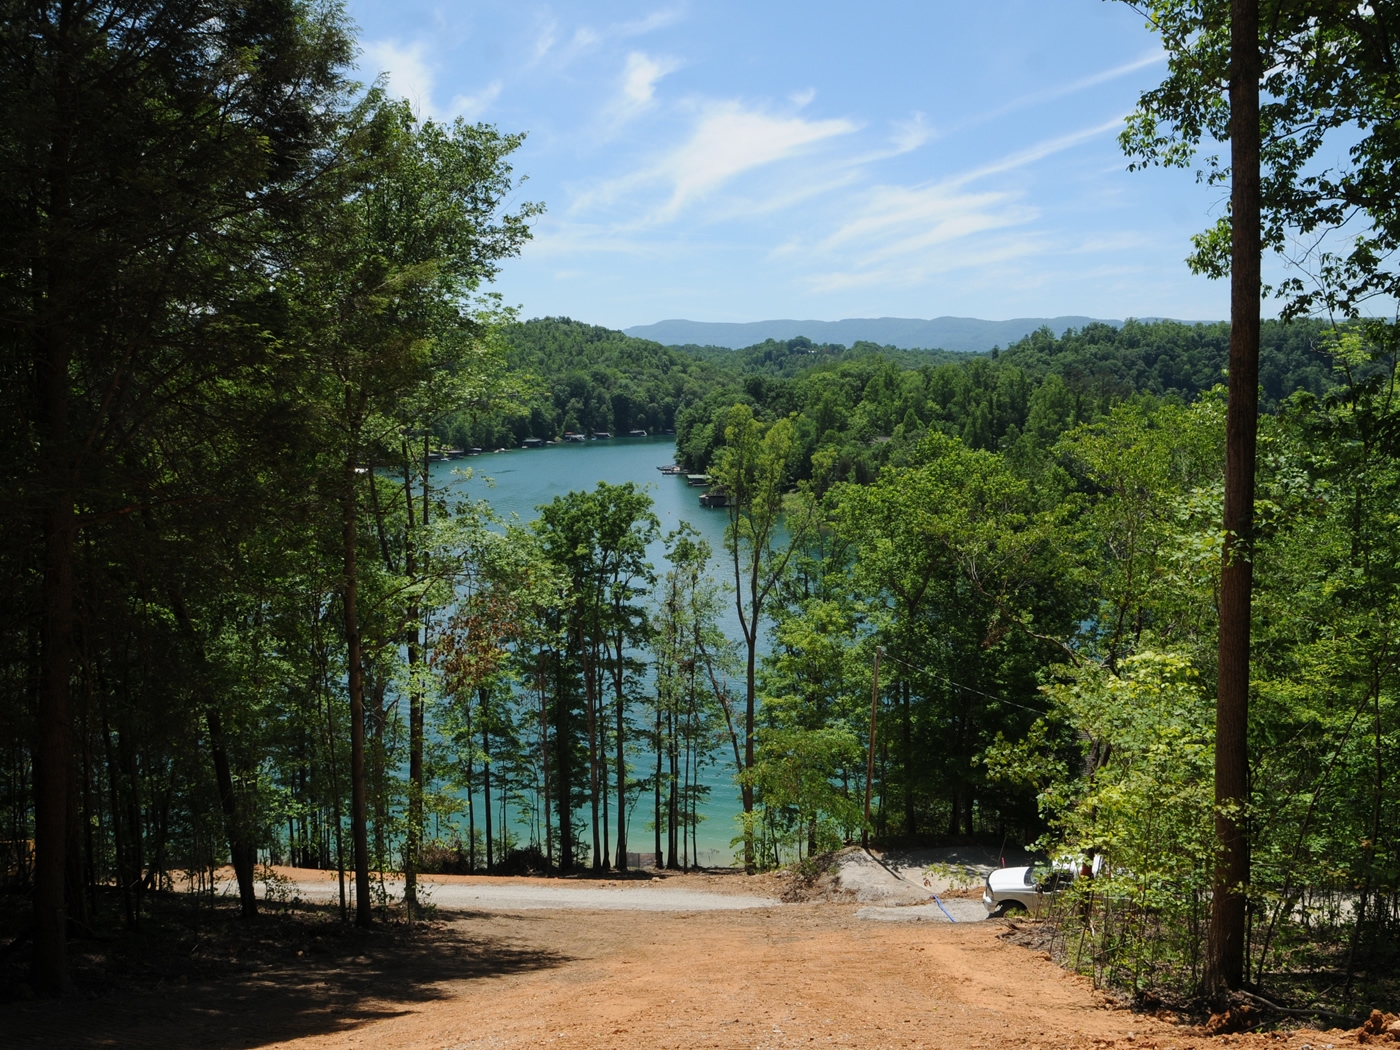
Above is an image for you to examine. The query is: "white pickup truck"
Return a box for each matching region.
[982,856,1100,917]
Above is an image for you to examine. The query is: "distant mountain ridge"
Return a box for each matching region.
[623,315,1204,354]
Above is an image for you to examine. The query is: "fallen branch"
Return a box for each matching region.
[1238,990,1358,1028]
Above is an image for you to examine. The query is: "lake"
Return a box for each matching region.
[431,436,746,865]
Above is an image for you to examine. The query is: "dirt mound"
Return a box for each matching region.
[833,846,932,904]
[1359,1010,1400,1043]
[1205,1003,1259,1035]
[762,852,852,902]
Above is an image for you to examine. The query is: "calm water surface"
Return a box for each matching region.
[430,437,745,863]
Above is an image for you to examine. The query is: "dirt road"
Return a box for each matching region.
[2,871,1351,1050]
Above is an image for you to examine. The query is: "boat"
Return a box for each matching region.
[686,474,711,486]
[563,433,586,443]
[658,464,685,475]
[592,431,612,439]
[627,428,648,437]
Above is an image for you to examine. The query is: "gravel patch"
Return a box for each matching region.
[856,900,989,923]
[271,875,779,912]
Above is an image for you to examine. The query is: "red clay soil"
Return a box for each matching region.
[1,877,1364,1050]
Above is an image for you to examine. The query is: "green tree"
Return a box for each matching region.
[709,405,819,870]
[534,482,657,871]
[291,96,535,924]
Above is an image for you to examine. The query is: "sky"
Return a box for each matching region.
[345,0,1239,329]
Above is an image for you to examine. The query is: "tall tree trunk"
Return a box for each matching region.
[35,482,75,994]
[654,700,663,867]
[742,604,757,872]
[170,593,257,918]
[583,637,601,872]
[1206,0,1260,995]
[556,659,573,871]
[667,705,679,869]
[207,710,257,918]
[466,740,476,873]
[539,661,552,869]
[30,32,79,992]
[402,441,422,915]
[901,680,915,837]
[482,717,493,873]
[341,454,372,928]
[614,624,627,872]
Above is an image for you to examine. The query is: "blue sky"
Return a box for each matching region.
[347,0,1236,329]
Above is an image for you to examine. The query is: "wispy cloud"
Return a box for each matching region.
[531,15,558,62]
[360,39,436,115]
[796,117,1126,289]
[541,7,685,73]
[618,7,686,37]
[575,100,858,221]
[821,183,1032,258]
[891,112,933,153]
[449,80,503,121]
[606,51,681,125]
[962,51,1164,129]
[950,118,1126,186]
[360,38,502,121]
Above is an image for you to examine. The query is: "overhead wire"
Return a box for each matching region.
[879,651,1051,718]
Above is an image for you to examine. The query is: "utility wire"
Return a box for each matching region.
[880,651,1050,718]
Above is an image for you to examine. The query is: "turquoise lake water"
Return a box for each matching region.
[430,436,746,865]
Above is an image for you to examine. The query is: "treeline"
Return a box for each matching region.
[455,316,1338,477]
[675,318,1338,483]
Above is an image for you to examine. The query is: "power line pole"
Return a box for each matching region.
[863,646,883,849]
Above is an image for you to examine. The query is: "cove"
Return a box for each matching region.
[429,436,747,865]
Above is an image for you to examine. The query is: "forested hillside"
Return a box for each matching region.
[442,318,732,447]
[673,317,1336,481]
[450,315,1338,475]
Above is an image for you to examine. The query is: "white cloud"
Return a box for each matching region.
[360,38,502,122]
[963,51,1164,129]
[360,39,436,116]
[891,112,933,153]
[448,80,503,121]
[532,17,558,61]
[949,118,1125,187]
[799,118,1125,289]
[618,7,686,36]
[609,52,680,123]
[654,102,858,217]
[789,88,816,107]
[572,100,858,222]
[822,182,1034,258]
[806,236,1047,293]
